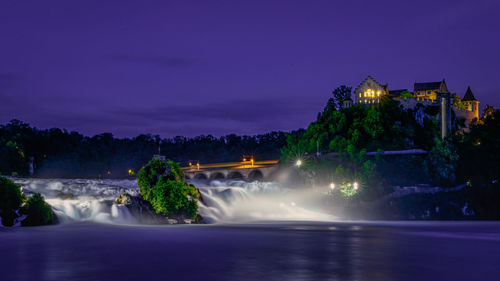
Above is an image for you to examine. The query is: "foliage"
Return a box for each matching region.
[282,88,442,200]
[455,110,500,185]
[332,85,352,109]
[0,176,25,226]
[426,138,459,185]
[482,105,495,119]
[137,159,200,219]
[282,98,433,164]
[0,119,291,178]
[152,179,199,219]
[137,159,166,201]
[20,193,57,226]
[339,182,358,198]
[399,90,413,100]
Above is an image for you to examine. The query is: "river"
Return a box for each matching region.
[1,179,500,281]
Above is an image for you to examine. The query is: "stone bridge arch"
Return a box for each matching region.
[227,171,244,179]
[209,172,225,180]
[248,169,264,181]
[193,173,208,180]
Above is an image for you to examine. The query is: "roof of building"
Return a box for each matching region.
[414,81,442,92]
[462,86,477,101]
[354,76,387,95]
[343,96,353,102]
[388,89,408,97]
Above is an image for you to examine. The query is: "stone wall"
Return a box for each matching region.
[453,107,476,126]
[394,96,476,127]
[394,97,438,110]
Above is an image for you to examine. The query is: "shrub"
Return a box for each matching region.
[426,138,459,185]
[137,159,200,220]
[20,193,57,226]
[0,176,24,226]
[137,158,166,201]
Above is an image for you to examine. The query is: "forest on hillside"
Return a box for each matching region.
[0,120,299,178]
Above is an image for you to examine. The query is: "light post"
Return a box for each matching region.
[329,182,335,195]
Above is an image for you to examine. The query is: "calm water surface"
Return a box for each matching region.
[1,221,500,281]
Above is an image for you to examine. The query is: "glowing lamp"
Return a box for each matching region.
[296,159,302,167]
[353,182,358,190]
[330,183,335,190]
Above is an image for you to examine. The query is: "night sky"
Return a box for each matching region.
[1,0,499,137]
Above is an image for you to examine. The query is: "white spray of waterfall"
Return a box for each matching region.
[13,178,334,225]
[14,179,139,225]
[195,180,335,223]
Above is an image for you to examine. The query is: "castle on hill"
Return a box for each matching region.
[352,76,480,126]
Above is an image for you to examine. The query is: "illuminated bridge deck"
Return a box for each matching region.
[181,160,280,180]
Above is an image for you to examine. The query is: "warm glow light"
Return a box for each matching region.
[353,182,358,190]
[330,183,335,190]
[296,159,302,167]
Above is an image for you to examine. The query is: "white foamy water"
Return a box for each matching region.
[13,178,334,224]
[195,180,335,223]
[13,178,140,224]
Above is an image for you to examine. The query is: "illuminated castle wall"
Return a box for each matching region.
[353,76,480,127]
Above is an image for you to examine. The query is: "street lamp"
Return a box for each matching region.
[353,182,358,190]
[329,182,335,190]
[296,159,302,167]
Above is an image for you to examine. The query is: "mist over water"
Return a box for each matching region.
[13,178,140,224]
[12,178,334,224]
[196,180,334,223]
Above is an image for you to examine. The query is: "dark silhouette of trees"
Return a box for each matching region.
[0,120,292,178]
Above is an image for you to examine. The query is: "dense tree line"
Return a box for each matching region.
[281,85,499,203]
[0,120,293,178]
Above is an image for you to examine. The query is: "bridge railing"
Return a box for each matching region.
[182,160,279,171]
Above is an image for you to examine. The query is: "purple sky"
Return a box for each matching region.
[1,0,499,137]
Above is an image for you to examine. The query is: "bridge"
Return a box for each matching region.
[181,158,280,181]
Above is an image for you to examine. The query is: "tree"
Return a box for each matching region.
[426,138,459,185]
[136,159,200,219]
[0,176,25,226]
[21,193,57,226]
[400,90,414,100]
[332,85,352,109]
[482,105,495,119]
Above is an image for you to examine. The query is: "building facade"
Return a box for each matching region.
[353,76,388,105]
[352,76,480,127]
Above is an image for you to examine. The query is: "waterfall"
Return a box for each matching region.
[13,178,334,225]
[195,180,334,223]
[14,178,139,224]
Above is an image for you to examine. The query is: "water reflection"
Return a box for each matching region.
[2,222,500,281]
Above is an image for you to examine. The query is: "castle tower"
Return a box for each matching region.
[462,86,479,120]
[342,97,353,108]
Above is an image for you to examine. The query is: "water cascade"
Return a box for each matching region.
[14,179,139,224]
[13,178,334,224]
